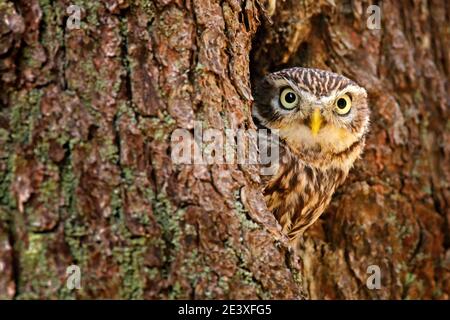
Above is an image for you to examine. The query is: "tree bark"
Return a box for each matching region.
[252,0,449,299]
[0,0,448,300]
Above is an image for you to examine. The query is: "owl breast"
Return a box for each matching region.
[263,144,349,241]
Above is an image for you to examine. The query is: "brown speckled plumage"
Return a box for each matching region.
[253,67,370,244]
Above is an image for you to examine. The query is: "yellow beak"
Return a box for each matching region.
[310,109,322,136]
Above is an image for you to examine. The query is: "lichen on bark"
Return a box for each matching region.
[0,0,448,300]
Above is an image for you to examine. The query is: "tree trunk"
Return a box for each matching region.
[252,0,449,299]
[0,0,448,300]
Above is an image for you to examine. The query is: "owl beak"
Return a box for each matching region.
[310,109,322,136]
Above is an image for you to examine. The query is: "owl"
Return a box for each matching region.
[252,67,370,244]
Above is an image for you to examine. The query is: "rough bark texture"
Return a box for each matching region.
[0,0,448,300]
[252,0,449,299]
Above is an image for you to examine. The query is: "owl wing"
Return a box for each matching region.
[262,142,334,242]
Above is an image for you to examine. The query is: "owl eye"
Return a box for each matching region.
[279,88,298,110]
[334,94,352,115]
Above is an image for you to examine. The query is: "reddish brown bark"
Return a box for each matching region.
[252,0,449,299]
[0,0,448,299]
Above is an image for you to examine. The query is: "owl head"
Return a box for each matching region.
[252,67,370,166]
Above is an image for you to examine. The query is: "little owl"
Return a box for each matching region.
[252,67,370,244]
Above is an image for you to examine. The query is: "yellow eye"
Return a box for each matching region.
[334,94,352,115]
[279,88,298,110]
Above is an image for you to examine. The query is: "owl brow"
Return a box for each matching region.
[281,79,317,103]
[281,77,301,91]
[339,85,365,95]
[278,78,304,96]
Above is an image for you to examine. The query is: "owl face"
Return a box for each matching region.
[253,67,370,157]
